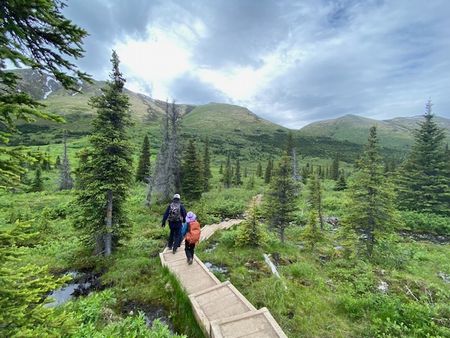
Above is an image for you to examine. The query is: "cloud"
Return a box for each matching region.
[62,0,450,128]
[170,73,227,104]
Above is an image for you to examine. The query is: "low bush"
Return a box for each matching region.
[400,211,450,236]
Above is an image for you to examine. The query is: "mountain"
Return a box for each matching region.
[299,114,450,150]
[13,68,195,121]
[9,69,402,161]
[11,69,194,145]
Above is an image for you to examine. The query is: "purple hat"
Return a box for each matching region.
[186,211,196,223]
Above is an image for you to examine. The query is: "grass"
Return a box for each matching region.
[2,135,450,337]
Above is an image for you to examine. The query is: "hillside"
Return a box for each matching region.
[299,114,450,150]
[10,69,195,145]
[11,69,402,161]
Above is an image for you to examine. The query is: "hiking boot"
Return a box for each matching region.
[172,247,177,254]
[167,245,172,250]
[188,258,193,265]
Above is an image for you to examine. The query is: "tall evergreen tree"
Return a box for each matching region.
[308,173,324,230]
[331,153,340,180]
[256,162,263,177]
[397,101,450,215]
[181,139,203,200]
[244,166,248,178]
[59,131,73,190]
[264,159,273,184]
[0,2,87,335]
[136,135,151,183]
[344,126,396,257]
[30,167,44,192]
[265,156,298,242]
[233,159,243,186]
[302,209,323,250]
[202,138,212,191]
[222,154,232,188]
[0,0,89,189]
[74,51,132,256]
[219,162,223,175]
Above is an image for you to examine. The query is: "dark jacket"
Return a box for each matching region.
[162,200,187,225]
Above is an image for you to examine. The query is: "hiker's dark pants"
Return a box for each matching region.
[185,240,195,260]
[168,221,182,248]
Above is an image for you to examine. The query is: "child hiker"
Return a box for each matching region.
[184,211,201,265]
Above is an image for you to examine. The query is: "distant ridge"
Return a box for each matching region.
[299,113,450,149]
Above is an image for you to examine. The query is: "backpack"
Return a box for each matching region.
[186,220,201,244]
[181,222,188,237]
[167,202,181,222]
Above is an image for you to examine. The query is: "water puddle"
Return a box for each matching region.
[46,271,102,307]
[204,261,228,274]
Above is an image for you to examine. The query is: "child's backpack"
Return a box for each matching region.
[168,202,181,222]
[186,220,201,244]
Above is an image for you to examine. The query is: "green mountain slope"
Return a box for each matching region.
[11,69,194,145]
[299,114,450,150]
[181,104,369,161]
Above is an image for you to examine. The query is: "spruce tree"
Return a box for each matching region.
[335,171,347,191]
[55,155,61,168]
[302,209,323,250]
[59,131,73,190]
[331,153,340,180]
[219,162,223,175]
[246,174,255,190]
[202,138,212,191]
[344,126,396,257]
[223,154,232,188]
[181,139,203,200]
[264,159,273,184]
[136,135,151,183]
[265,155,298,242]
[30,167,44,192]
[397,101,450,215]
[256,162,263,178]
[74,51,132,256]
[244,166,248,178]
[0,0,89,188]
[233,159,243,186]
[308,173,324,230]
[236,198,265,246]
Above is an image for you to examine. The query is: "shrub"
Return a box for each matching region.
[400,211,450,236]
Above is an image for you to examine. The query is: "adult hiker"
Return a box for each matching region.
[184,211,201,265]
[161,194,186,253]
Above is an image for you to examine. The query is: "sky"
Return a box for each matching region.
[63,0,450,128]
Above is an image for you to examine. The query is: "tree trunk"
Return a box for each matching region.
[104,190,113,256]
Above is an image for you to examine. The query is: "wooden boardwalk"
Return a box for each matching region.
[160,219,287,338]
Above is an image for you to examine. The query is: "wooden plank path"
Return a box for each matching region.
[160,219,288,338]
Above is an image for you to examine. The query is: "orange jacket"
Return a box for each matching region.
[185,220,201,244]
